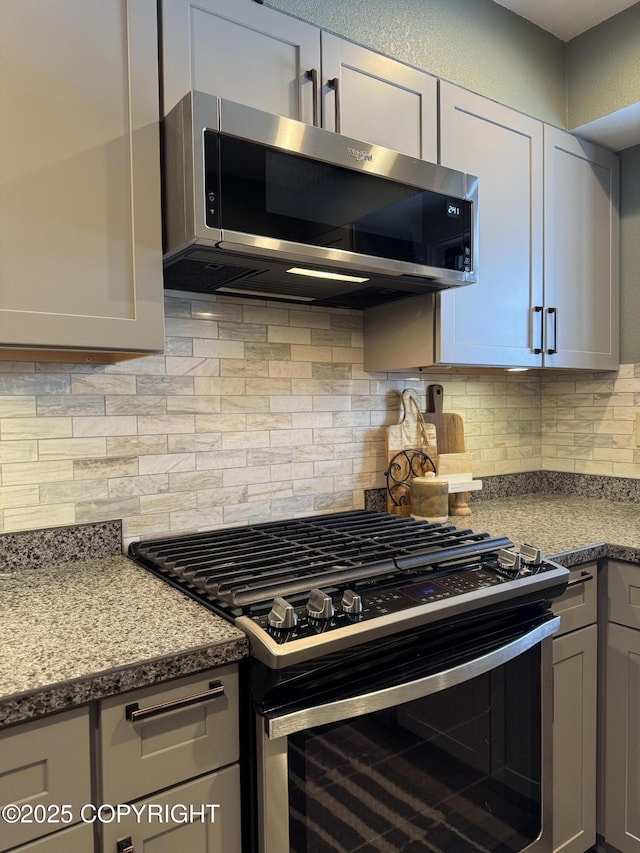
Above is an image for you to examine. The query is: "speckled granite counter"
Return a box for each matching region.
[3,493,640,729]
[450,494,640,567]
[0,536,247,728]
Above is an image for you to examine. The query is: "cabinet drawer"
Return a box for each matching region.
[608,560,640,629]
[551,563,597,635]
[0,707,91,851]
[8,823,94,853]
[100,665,239,804]
[101,763,241,853]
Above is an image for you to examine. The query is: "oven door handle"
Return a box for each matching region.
[264,615,560,739]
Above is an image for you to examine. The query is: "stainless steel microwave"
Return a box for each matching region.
[161,91,478,309]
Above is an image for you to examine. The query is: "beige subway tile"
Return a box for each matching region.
[165,317,219,339]
[247,413,292,430]
[106,396,167,416]
[313,459,347,477]
[247,447,292,466]
[271,462,314,481]
[2,417,72,440]
[270,396,312,413]
[170,506,225,531]
[191,298,243,322]
[137,415,195,435]
[246,377,291,395]
[105,355,167,375]
[40,480,108,503]
[139,453,196,475]
[0,485,39,510]
[219,322,267,342]
[242,305,291,325]
[331,347,363,364]
[108,475,169,499]
[291,411,332,429]
[293,477,335,495]
[72,375,136,394]
[168,433,222,453]
[223,502,272,525]
[196,449,247,470]
[292,445,335,462]
[74,457,139,480]
[289,310,331,329]
[3,460,73,485]
[107,436,167,456]
[165,357,220,376]
[169,470,224,492]
[194,376,246,396]
[613,461,640,478]
[0,397,36,417]
[196,413,246,432]
[222,465,271,487]
[122,513,171,542]
[575,460,614,476]
[221,396,270,414]
[248,481,294,500]
[38,437,107,460]
[270,428,314,447]
[244,342,291,361]
[197,486,248,508]
[333,411,370,427]
[221,359,269,377]
[0,375,70,394]
[0,440,38,463]
[167,396,221,415]
[268,325,311,345]
[268,361,312,379]
[74,416,137,437]
[314,490,355,511]
[594,447,634,463]
[221,430,270,449]
[4,504,75,532]
[289,344,331,362]
[193,338,244,359]
[139,492,198,514]
[75,497,141,524]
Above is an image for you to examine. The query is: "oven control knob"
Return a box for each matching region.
[520,544,543,567]
[497,548,523,576]
[267,597,298,630]
[340,589,363,615]
[306,588,334,620]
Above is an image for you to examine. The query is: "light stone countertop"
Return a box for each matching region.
[2,495,639,729]
[0,554,247,727]
[454,494,640,567]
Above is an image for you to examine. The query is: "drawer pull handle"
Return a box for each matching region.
[566,571,594,587]
[125,680,224,723]
[117,838,135,853]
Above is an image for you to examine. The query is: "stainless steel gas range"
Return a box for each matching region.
[130,509,569,853]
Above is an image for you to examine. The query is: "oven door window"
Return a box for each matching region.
[287,645,541,853]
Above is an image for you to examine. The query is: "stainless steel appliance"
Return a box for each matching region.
[161,92,478,308]
[130,510,568,853]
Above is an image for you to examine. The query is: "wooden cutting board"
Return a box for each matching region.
[385,389,438,516]
[423,384,470,516]
[422,384,465,455]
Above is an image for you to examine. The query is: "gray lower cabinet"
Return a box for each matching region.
[0,707,92,852]
[551,564,598,853]
[604,561,640,852]
[98,664,241,853]
[0,0,164,359]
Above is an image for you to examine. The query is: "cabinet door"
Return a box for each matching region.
[438,81,543,367]
[160,0,321,121]
[7,823,94,853]
[320,33,437,160]
[543,126,619,370]
[0,0,164,357]
[0,708,91,851]
[100,765,241,853]
[552,625,597,853]
[605,623,640,852]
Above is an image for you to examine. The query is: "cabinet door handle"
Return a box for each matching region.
[305,68,319,127]
[117,838,135,853]
[566,571,594,587]
[125,680,224,723]
[532,305,544,354]
[547,306,558,355]
[327,77,341,133]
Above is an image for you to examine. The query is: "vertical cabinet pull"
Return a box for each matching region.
[532,305,544,354]
[117,838,135,853]
[305,68,319,127]
[327,77,341,133]
[125,680,224,723]
[547,306,558,355]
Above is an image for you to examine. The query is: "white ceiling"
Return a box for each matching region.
[492,0,638,40]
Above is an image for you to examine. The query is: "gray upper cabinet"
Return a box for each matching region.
[364,82,620,372]
[159,0,437,160]
[437,81,544,367]
[320,33,437,160]
[0,0,165,359]
[544,126,619,370]
[160,0,321,120]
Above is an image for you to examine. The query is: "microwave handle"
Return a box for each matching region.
[327,76,341,134]
[265,615,559,739]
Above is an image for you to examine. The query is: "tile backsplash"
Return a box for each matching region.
[0,293,638,546]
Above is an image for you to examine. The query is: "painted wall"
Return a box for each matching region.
[566,3,640,130]
[266,0,567,126]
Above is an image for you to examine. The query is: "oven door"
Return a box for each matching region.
[254,606,558,853]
